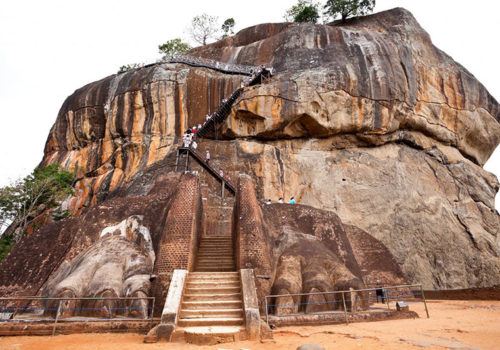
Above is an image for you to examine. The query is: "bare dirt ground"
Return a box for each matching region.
[1,300,499,350]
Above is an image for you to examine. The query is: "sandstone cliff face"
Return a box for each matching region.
[17,7,500,291]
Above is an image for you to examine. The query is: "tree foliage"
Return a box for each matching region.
[0,234,14,262]
[284,1,321,23]
[0,164,74,242]
[324,0,375,22]
[189,14,220,46]
[158,38,192,61]
[221,18,235,38]
[295,5,320,23]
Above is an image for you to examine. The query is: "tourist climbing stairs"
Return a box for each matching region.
[174,147,236,195]
[170,54,273,139]
[169,55,273,343]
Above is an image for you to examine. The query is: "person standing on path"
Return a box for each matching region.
[206,150,210,165]
[289,197,296,204]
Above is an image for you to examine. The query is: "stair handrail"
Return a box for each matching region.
[169,54,265,76]
[178,146,236,194]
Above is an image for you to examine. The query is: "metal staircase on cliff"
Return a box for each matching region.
[173,55,273,194]
[170,54,273,139]
[169,56,273,343]
[174,147,236,195]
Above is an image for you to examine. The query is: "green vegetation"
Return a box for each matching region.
[324,0,376,22]
[118,63,145,73]
[158,38,192,61]
[221,18,235,38]
[0,234,14,262]
[0,164,75,242]
[284,1,321,23]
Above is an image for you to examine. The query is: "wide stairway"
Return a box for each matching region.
[195,236,235,271]
[174,198,247,343]
[177,271,244,328]
[169,55,273,344]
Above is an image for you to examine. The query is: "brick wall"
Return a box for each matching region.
[153,173,202,274]
[233,174,273,310]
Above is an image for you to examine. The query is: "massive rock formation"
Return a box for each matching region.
[1,7,499,307]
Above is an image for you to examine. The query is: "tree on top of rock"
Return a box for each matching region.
[324,0,376,22]
[158,38,192,61]
[221,18,235,38]
[284,1,321,23]
[188,13,220,46]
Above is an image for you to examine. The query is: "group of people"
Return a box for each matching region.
[218,168,231,184]
[266,196,295,205]
[182,126,200,150]
[200,64,270,129]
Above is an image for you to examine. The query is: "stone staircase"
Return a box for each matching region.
[195,236,235,271]
[177,272,244,329]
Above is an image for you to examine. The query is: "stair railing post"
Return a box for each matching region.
[185,149,189,173]
[222,181,225,198]
[341,292,349,324]
[265,296,269,325]
[52,300,62,336]
[420,285,430,318]
[175,149,179,172]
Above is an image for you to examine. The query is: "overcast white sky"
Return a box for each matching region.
[0,0,499,208]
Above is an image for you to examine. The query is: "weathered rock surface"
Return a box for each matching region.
[0,6,498,303]
[192,8,499,166]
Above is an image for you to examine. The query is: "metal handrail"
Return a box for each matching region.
[169,54,263,76]
[264,283,429,325]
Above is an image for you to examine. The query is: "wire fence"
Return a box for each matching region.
[264,284,429,324]
[0,296,155,335]
[169,54,263,76]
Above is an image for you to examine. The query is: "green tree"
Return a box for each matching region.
[189,13,220,45]
[284,1,321,23]
[221,18,235,38]
[295,5,320,23]
[158,38,192,61]
[0,234,14,262]
[0,164,74,242]
[324,0,376,22]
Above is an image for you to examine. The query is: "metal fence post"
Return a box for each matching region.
[52,300,62,336]
[341,292,349,324]
[150,297,155,328]
[420,285,430,318]
[265,296,269,325]
[386,289,390,310]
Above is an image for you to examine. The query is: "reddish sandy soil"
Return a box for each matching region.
[1,300,499,350]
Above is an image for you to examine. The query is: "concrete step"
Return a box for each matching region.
[195,267,236,271]
[189,272,239,278]
[181,300,243,309]
[187,279,239,284]
[196,254,234,258]
[183,293,242,302]
[180,308,243,319]
[187,275,239,281]
[178,317,244,327]
[196,258,234,261]
[186,280,239,286]
[185,286,241,295]
[196,262,235,266]
[174,326,246,345]
[196,254,233,258]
